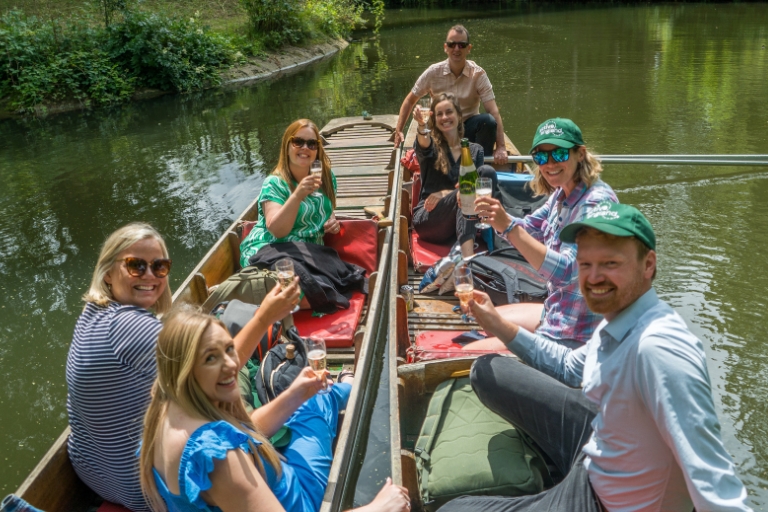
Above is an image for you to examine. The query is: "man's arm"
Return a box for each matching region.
[637,336,751,511]
[482,98,508,165]
[394,92,419,147]
[468,290,587,387]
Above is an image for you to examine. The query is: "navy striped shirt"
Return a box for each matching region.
[66,302,161,512]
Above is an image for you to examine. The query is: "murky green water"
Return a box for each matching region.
[1,3,767,506]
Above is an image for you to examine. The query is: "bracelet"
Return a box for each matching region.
[418,128,430,136]
[500,217,521,238]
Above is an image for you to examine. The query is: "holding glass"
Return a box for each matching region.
[310,159,323,197]
[418,96,431,132]
[306,337,328,394]
[276,258,301,312]
[475,177,493,229]
[453,263,475,323]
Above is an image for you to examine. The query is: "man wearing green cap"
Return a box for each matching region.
[440,203,751,512]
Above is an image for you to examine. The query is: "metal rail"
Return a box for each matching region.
[485,155,768,166]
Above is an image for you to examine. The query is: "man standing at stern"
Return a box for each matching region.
[393,25,508,165]
[440,202,751,512]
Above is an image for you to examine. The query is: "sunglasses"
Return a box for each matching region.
[290,137,319,151]
[119,257,172,278]
[531,147,571,166]
[445,41,470,49]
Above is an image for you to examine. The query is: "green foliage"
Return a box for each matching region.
[304,0,363,38]
[105,12,235,92]
[0,10,235,113]
[99,0,128,27]
[241,0,306,48]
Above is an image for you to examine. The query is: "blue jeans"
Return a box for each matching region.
[463,113,498,156]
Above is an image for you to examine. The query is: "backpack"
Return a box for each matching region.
[202,266,294,330]
[255,327,308,404]
[213,299,284,364]
[414,376,548,511]
[468,247,548,306]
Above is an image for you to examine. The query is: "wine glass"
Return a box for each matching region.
[418,96,431,132]
[453,263,475,323]
[306,337,328,394]
[475,177,493,230]
[310,159,323,197]
[275,258,301,313]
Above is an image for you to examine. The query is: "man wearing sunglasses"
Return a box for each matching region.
[394,25,508,166]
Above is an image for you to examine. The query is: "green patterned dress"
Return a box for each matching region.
[239,172,337,268]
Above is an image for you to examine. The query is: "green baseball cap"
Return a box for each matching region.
[530,118,585,153]
[559,202,656,250]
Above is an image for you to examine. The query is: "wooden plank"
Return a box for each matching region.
[335,196,387,209]
[320,115,398,137]
[17,428,94,512]
[398,250,408,288]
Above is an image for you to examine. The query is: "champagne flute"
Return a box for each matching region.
[418,96,431,132]
[475,177,493,229]
[275,258,301,313]
[454,263,475,323]
[306,337,328,394]
[310,159,323,197]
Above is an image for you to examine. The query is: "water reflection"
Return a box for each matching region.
[1,3,768,506]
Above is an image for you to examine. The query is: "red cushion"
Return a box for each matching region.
[323,219,378,276]
[410,230,451,273]
[293,292,365,348]
[97,502,132,512]
[406,330,511,363]
[241,220,257,240]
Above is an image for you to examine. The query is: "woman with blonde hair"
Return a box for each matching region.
[67,222,299,511]
[412,92,497,257]
[468,118,617,351]
[140,308,410,512]
[240,120,367,314]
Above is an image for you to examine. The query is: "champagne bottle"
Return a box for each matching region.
[458,138,479,218]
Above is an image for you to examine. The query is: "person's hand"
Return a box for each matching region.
[363,477,410,512]
[393,130,405,148]
[412,105,429,129]
[465,290,505,339]
[324,215,341,235]
[295,174,320,199]
[256,278,301,324]
[474,196,510,232]
[424,191,447,212]
[288,366,332,403]
[493,146,508,166]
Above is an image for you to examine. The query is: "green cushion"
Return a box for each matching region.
[416,377,546,510]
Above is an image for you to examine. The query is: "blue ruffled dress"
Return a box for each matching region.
[153,383,351,512]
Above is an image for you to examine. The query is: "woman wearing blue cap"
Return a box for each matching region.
[468,118,617,349]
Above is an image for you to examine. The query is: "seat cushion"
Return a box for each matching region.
[293,291,365,348]
[323,218,378,276]
[96,502,132,512]
[406,330,511,363]
[410,230,451,274]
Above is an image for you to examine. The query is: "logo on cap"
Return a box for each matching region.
[586,203,619,220]
[539,123,564,137]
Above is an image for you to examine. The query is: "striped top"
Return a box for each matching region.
[239,172,337,267]
[66,302,161,512]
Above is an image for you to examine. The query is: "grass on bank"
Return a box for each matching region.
[0,0,367,114]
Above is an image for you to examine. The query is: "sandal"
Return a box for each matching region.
[337,369,355,384]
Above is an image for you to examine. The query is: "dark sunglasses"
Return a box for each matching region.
[445,41,470,49]
[290,137,319,151]
[120,257,172,278]
[531,147,571,166]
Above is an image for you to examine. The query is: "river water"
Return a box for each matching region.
[1,3,767,507]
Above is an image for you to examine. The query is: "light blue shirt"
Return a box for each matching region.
[506,288,750,512]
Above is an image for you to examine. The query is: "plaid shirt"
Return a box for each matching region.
[519,179,618,343]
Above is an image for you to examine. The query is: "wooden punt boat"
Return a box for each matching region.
[13,115,403,512]
[386,119,531,510]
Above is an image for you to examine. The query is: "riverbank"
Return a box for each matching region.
[0,37,348,119]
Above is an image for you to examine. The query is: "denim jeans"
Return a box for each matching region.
[437,354,601,512]
[463,113,498,156]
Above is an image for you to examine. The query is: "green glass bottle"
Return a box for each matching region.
[458,138,478,219]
